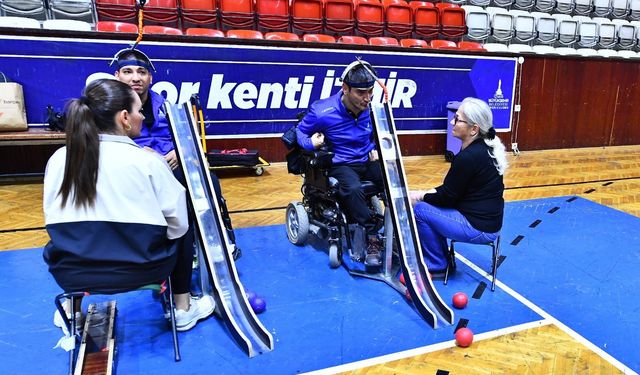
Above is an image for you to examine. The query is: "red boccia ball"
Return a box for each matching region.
[399,273,406,286]
[452,292,468,309]
[455,327,474,347]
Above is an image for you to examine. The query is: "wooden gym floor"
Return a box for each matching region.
[1,145,639,374]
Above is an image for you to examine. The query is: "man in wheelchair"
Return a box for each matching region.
[295,60,385,268]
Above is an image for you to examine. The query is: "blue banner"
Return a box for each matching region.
[0,36,517,137]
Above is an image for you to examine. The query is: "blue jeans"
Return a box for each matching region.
[413,202,499,271]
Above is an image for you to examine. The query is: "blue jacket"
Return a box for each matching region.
[134,90,174,156]
[296,92,375,165]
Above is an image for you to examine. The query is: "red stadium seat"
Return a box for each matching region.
[291,0,323,34]
[265,31,300,41]
[369,36,399,46]
[256,0,290,32]
[142,0,180,29]
[411,1,439,40]
[457,41,486,51]
[437,4,465,40]
[355,0,384,37]
[400,38,428,48]
[96,21,138,33]
[383,0,413,38]
[143,25,183,35]
[302,33,336,43]
[337,35,368,44]
[185,27,224,37]
[181,0,217,30]
[219,0,255,31]
[226,29,264,39]
[95,0,137,23]
[324,0,355,36]
[430,39,458,49]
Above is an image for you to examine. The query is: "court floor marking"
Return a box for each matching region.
[457,254,636,375]
[303,320,551,375]
[304,253,637,375]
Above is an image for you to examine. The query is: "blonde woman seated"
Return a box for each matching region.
[410,97,508,275]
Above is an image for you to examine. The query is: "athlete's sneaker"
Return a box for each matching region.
[53,299,84,336]
[174,295,215,332]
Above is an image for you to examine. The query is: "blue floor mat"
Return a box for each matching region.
[0,196,637,374]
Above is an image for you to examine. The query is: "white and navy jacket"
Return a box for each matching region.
[43,134,188,293]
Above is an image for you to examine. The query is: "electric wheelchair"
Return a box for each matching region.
[285,147,387,270]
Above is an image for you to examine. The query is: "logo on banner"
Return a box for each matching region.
[488,79,509,110]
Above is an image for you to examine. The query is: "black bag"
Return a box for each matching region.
[46,105,65,132]
[207,149,260,167]
[282,111,307,174]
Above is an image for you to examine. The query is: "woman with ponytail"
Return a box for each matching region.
[44,79,214,333]
[410,97,508,275]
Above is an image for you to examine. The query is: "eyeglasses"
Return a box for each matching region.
[454,114,470,125]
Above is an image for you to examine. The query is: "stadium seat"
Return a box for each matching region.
[302,33,336,43]
[0,15,40,28]
[488,9,513,44]
[534,0,556,12]
[438,4,466,40]
[399,38,428,47]
[226,29,264,39]
[143,25,183,35]
[411,1,439,39]
[555,0,576,13]
[458,40,486,51]
[142,0,180,29]
[181,0,217,30]
[630,0,640,20]
[324,0,355,35]
[509,10,536,45]
[265,31,300,40]
[96,20,138,32]
[0,0,48,20]
[592,0,612,16]
[513,0,536,10]
[594,17,616,49]
[492,0,515,8]
[531,44,557,54]
[531,12,558,45]
[574,0,594,15]
[383,0,413,38]
[483,42,510,51]
[185,27,224,37]
[355,0,384,37]
[463,6,490,42]
[430,39,459,49]
[291,0,323,34]
[256,0,290,33]
[508,43,534,53]
[336,35,368,44]
[574,15,598,48]
[369,36,399,46]
[612,19,636,49]
[219,0,255,31]
[48,0,97,25]
[94,0,137,23]
[554,14,578,47]
[42,18,92,31]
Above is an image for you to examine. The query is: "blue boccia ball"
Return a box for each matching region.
[251,297,267,314]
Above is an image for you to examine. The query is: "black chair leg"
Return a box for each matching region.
[166,277,181,362]
[444,240,456,285]
[491,236,501,291]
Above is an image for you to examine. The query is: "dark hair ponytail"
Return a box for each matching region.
[58,79,135,208]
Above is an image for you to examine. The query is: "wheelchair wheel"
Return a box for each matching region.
[286,202,309,245]
[328,243,341,268]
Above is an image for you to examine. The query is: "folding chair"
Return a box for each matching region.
[96,20,138,32]
[383,0,413,38]
[256,0,291,33]
[54,278,180,375]
[180,0,218,31]
[324,0,355,36]
[291,0,323,34]
[355,0,385,37]
[444,236,501,291]
[219,0,255,31]
[411,1,439,40]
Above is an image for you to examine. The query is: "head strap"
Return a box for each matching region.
[109,47,156,72]
[340,58,376,89]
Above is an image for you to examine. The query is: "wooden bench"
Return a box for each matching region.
[0,127,65,146]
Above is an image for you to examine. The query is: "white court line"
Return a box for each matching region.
[456,254,637,375]
[302,320,551,375]
[303,254,638,375]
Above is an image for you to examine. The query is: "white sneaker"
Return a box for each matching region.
[53,299,84,335]
[174,295,215,332]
